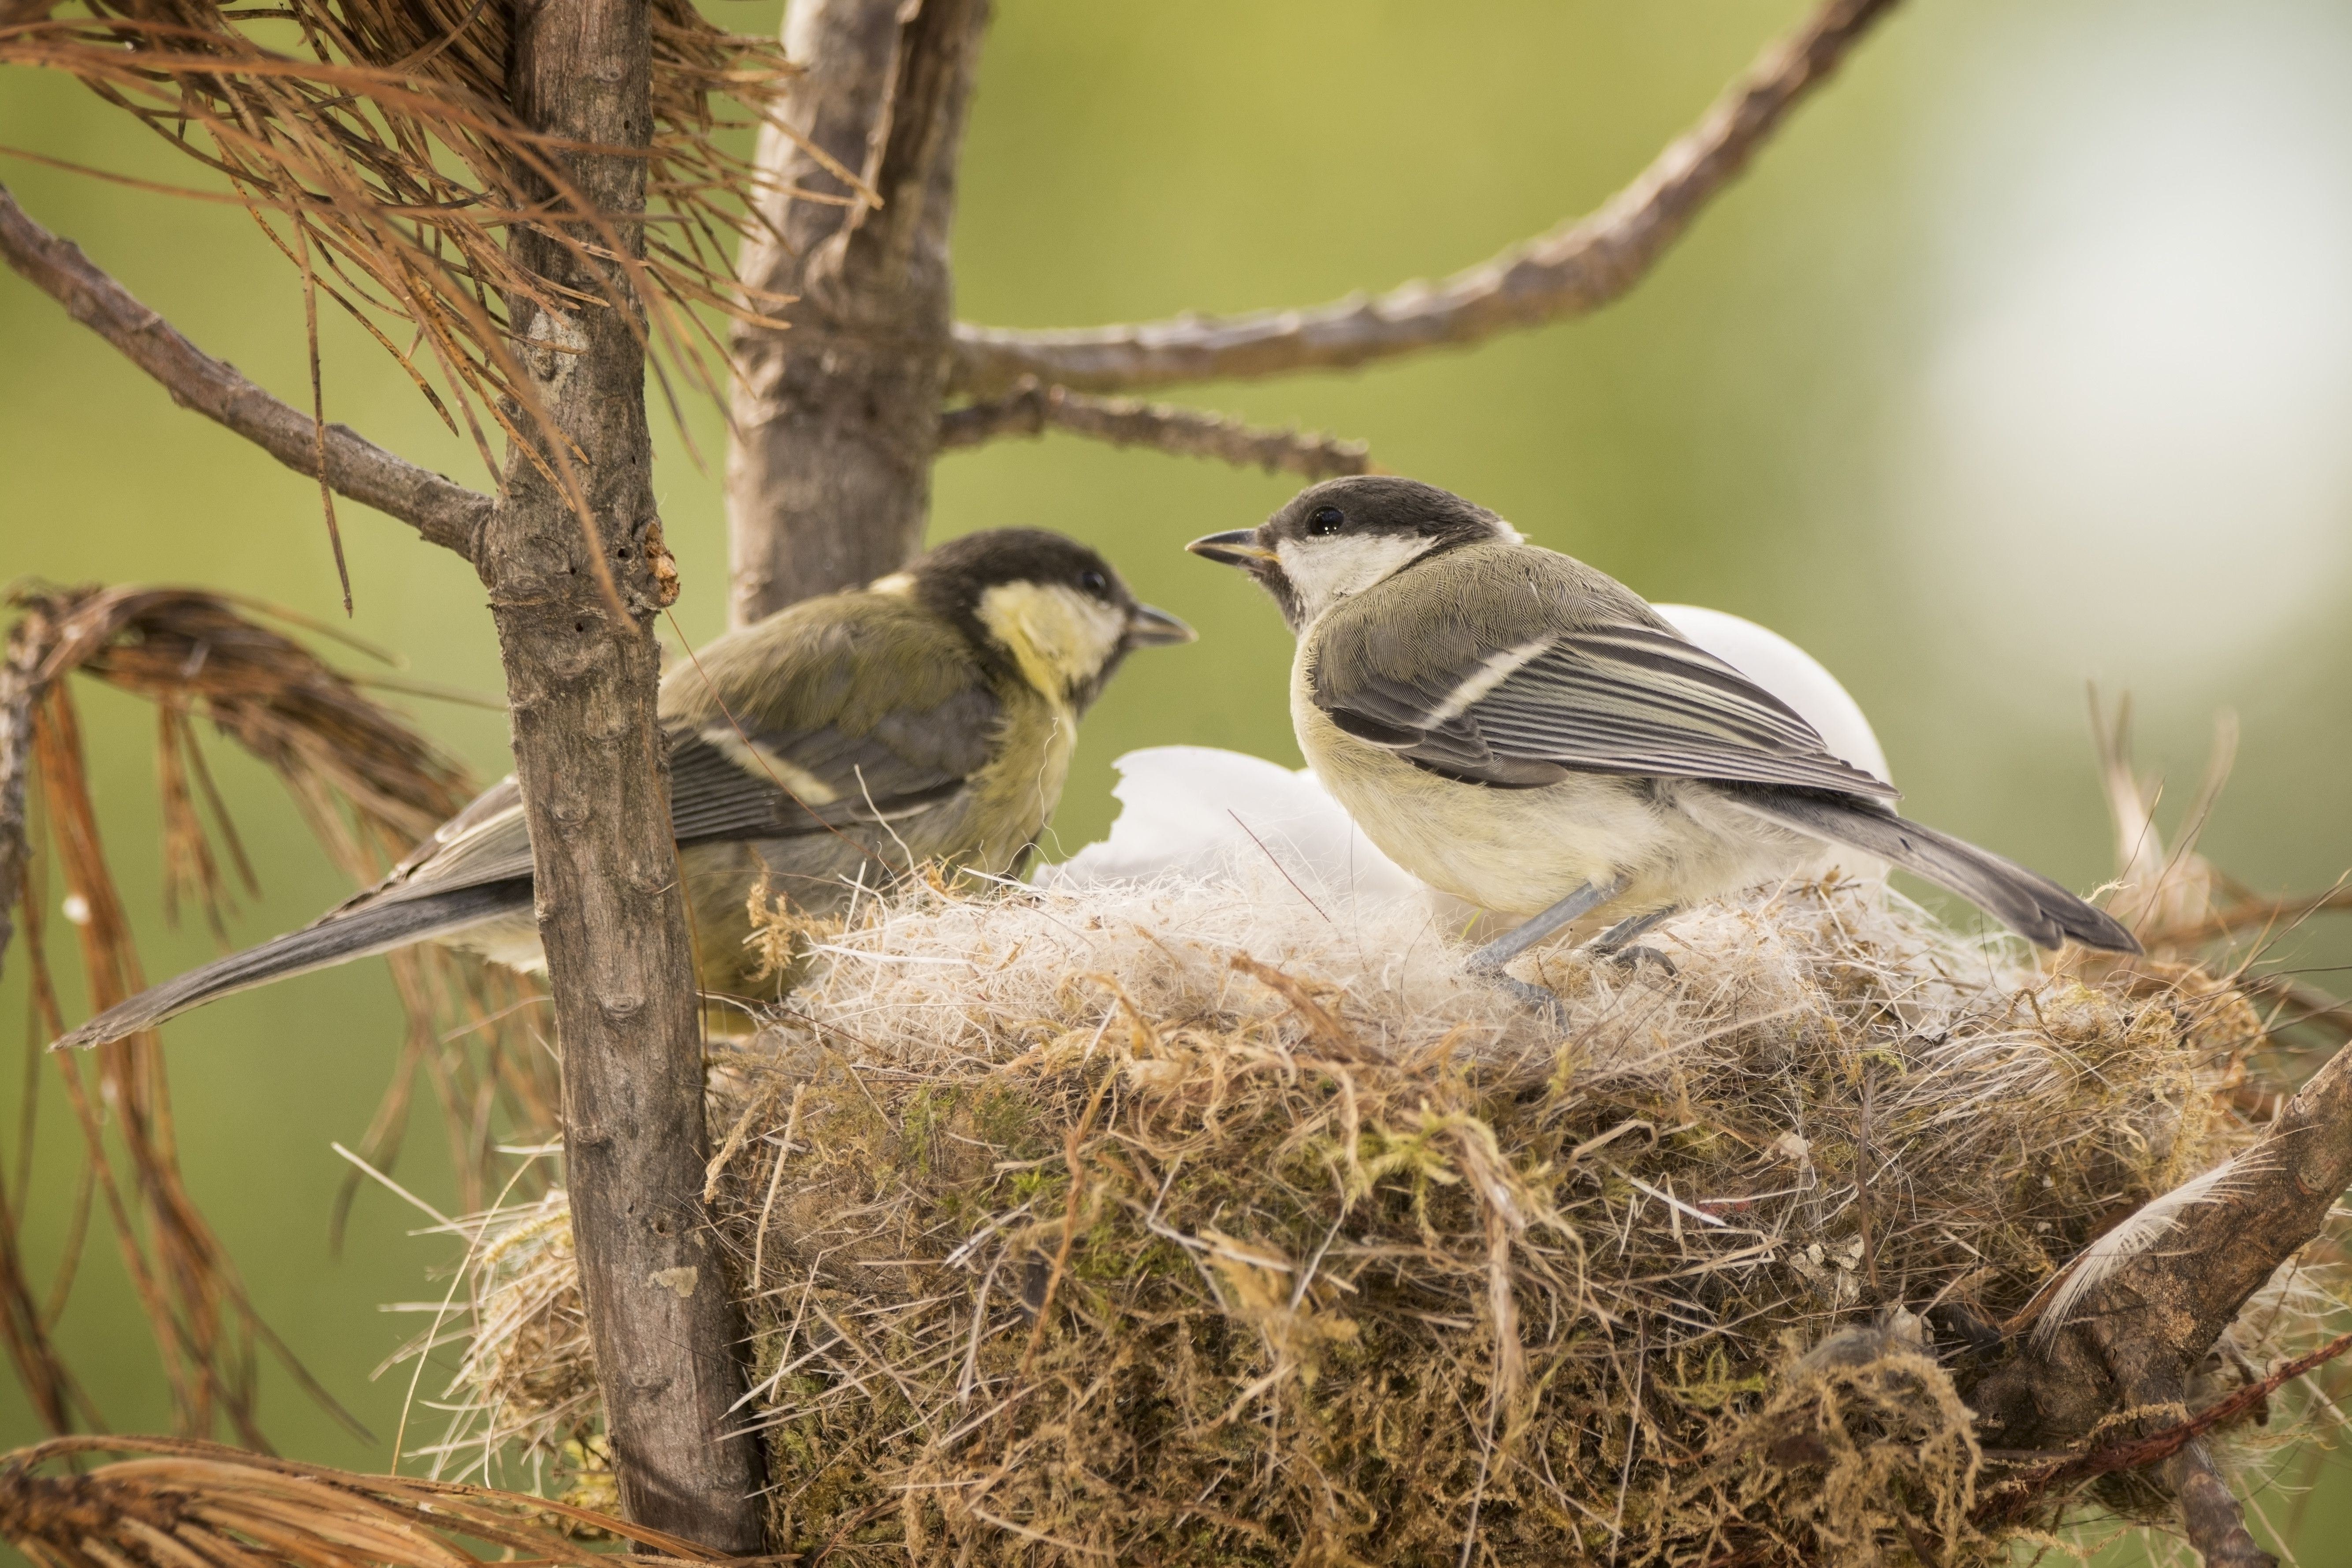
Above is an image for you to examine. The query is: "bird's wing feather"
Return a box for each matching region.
[349,775,534,906]
[351,596,1002,905]
[1311,551,1898,798]
[662,686,998,845]
[657,594,1001,845]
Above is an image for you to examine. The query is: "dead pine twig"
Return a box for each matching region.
[0,186,493,562]
[0,584,559,1445]
[938,377,1374,480]
[947,0,1908,398]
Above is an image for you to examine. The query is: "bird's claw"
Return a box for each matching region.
[1604,943,1678,978]
[1471,966,1568,1025]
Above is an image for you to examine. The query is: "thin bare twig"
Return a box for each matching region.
[2166,886,2352,950]
[0,185,491,562]
[949,0,1904,397]
[938,377,1373,480]
[1975,1331,2352,1528]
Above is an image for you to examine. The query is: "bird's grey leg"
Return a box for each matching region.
[1466,877,1630,1017]
[1591,905,1679,975]
[1466,875,1630,975]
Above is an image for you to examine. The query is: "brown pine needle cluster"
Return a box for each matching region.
[0,1435,714,1568]
[0,585,555,1447]
[0,0,817,492]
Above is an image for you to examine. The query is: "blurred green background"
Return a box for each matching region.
[4,0,2351,1558]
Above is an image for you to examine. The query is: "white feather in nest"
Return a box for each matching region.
[1044,605,1892,902]
[2031,1156,2256,1352]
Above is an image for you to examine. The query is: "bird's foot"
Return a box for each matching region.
[1604,943,1679,978]
[1474,968,1568,1025]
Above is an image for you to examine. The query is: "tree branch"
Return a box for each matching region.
[1966,1033,2352,1557]
[0,184,492,563]
[484,0,762,1549]
[938,377,1372,479]
[2165,1440,2278,1568]
[948,0,1904,398]
[726,0,994,621]
[2165,886,2352,949]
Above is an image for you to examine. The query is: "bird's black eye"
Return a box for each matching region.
[1307,505,1345,536]
[1078,568,1109,596]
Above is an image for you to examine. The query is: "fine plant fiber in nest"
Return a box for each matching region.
[447,864,2350,1566]
[0,0,825,542]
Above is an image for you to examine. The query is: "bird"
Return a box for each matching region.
[1043,604,1893,903]
[1185,475,2137,990]
[57,529,1193,1050]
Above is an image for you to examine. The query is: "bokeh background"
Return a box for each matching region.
[5,0,2351,1558]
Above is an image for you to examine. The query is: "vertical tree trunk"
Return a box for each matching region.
[726,0,994,623]
[487,0,763,1548]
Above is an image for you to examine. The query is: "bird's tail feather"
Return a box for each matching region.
[1732,792,2140,953]
[53,879,532,1050]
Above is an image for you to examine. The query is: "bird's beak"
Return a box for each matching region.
[1186,529,1277,567]
[1125,603,1195,647]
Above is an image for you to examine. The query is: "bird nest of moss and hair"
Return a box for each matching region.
[439,863,2342,1567]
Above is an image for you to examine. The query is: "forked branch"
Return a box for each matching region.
[949,0,1903,397]
[0,185,491,562]
[1966,1031,2352,1565]
[939,377,1372,479]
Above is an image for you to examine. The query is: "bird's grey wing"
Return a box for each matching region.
[1315,608,1898,798]
[324,774,535,912]
[663,684,1002,846]
[654,592,1008,845]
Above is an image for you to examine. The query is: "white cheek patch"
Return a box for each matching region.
[1276,533,1444,622]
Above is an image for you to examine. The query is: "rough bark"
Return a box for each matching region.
[726,0,993,622]
[1971,1037,2352,1456]
[947,0,1904,399]
[0,607,53,993]
[1956,1034,2352,1565]
[0,185,493,562]
[484,0,762,1548]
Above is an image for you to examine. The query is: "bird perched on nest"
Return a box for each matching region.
[57,530,1192,1049]
[1187,476,2137,993]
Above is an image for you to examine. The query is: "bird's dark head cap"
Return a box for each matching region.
[1188,477,1516,629]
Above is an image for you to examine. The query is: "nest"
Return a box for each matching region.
[444,868,2337,1566]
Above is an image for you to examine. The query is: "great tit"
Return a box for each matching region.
[1187,476,2137,986]
[59,529,1193,1050]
